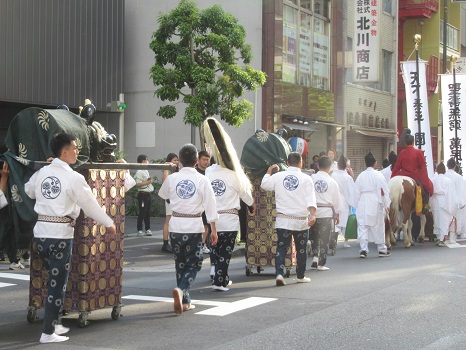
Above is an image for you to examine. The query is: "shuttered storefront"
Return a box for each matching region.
[346,131,386,178]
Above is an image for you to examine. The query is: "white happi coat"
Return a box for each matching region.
[311,170,344,220]
[429,174,455,237]
[24,158,114,239]
[205,164,253,232]
[158,167,218,234]
[261,166,316,231]
[331,169,355,228]
[380,165,392,184]
[354,167,391,244]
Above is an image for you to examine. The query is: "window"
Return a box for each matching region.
[383,0,393,15]
[382,50,392,93]
[283,5,299,83]
[440,21,459,51]
[282,1,330,90]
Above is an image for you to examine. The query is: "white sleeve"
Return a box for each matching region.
[260,174,274,191]
[158,177,170,200]
[24,172,38,199]
[202,178,218,223]
[0,190,7,209]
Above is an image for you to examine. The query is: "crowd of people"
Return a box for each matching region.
[2,127,465,344]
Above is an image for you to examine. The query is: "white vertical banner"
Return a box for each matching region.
[353,0,380,82]
[440,73,466,174]
[401,60,434,178]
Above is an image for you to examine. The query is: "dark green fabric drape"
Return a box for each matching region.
[1,107,91,250]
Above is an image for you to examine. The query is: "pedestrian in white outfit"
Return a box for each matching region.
[261,152,316,285]
[331,156,355,248]
[310,156,344,270]
[445,158,466,243]
[25,133,116,344]
[354,152,391,258]
[430,162,455,246]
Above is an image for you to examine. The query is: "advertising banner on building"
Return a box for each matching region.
[353,0,380,82]
[440,73,466,174]
[401,60,434,178]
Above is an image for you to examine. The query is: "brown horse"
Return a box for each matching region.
[387,176,426,248]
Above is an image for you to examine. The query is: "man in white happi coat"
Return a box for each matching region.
[445,158,466,243]
[25,133,116,344]
[261,152,316,286]
[158,143,218,314]
[354,152,391,258]
[331,156,355,248]
[430,162,455,246]
[310,156,344,270]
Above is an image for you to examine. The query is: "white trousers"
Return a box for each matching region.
[358,225,387,253]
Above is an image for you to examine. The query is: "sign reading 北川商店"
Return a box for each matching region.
[353,0,381,83]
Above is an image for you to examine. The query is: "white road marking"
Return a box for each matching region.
[123,295,227,307]
[196,297,277,316]
[122,295,276,316]
[0,273,30,281]
[0,282,16,288]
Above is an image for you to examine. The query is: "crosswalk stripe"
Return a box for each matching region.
[0,282,16,288]
[0,273,30,281]
[122,295,227,307]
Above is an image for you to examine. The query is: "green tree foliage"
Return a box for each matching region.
[149,0,266,128]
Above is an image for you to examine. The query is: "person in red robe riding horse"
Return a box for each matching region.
[391,130,433,212]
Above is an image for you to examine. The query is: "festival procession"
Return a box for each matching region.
[2,0,466,347]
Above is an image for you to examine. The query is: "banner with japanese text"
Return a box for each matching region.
[401,60,434,178]
[440,73,466,175]
[353,0,380,82]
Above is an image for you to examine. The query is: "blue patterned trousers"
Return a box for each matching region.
[275,228,308,279]
[309,217,333,266]
[34,238,72,335]
[211,231,236,287]
[170,232,203,304]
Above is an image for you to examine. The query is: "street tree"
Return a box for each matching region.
[149,0,266,137]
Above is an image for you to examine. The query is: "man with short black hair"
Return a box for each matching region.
[355,152,391,258]
[159,143,218,314]
[134,154,154,236]
[310,156,344,270]
[25,132,116,343]
[261,152,316,286]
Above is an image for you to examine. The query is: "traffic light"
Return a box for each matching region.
[110,101,127,112]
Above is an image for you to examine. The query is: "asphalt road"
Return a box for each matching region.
[1,219,466,350]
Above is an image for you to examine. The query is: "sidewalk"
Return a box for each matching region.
[123,216,246,269]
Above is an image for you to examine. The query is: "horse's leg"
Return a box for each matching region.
[402,220,411,248]
[418,214,426,243]
[408,218,414,245]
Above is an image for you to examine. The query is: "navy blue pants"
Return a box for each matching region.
[34,238,72,335]
[170,232,203,304]
[275,228,308,279]
[211,231,236,287]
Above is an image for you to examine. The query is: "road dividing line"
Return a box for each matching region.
[0,282,16,288]
[122,295,276,316]
[195,297,276,316]
[0,273,30,281]
[123,295,227,307]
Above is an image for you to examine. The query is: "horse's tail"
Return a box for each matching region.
[388,178,403,230]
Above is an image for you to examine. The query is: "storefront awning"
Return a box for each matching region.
[282,122,317,132]
[351,127,396,139]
